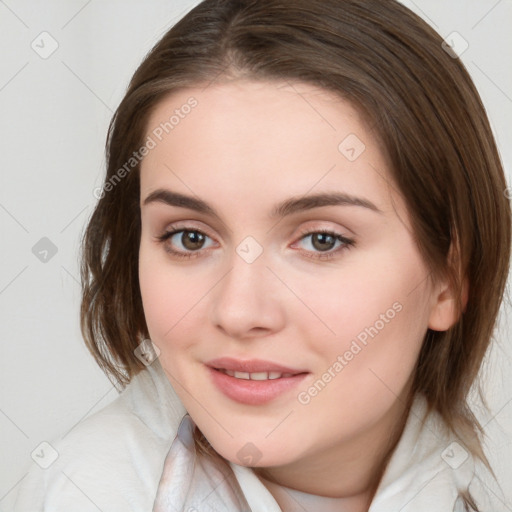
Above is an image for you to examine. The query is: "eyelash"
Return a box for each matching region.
[155,227,355,261]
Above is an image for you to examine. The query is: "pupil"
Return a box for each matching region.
[182,231,204,250]
[312,233,335,251]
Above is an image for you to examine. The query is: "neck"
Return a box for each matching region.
[254,393,413,512]
[257,474,374,512]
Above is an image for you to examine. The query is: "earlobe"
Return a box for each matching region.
[427,276,469,331]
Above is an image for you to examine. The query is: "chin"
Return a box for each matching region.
[204,429,304,470]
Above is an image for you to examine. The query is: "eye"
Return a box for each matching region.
[293,229,354,260]
[156,228,216,258]
[155,226,354,261]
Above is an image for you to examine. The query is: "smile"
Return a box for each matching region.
[207,364,310,405]
[217,369,295,380]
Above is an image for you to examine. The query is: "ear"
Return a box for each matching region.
[428,274,469,331]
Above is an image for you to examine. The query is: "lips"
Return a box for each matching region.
[205,357,308,375]
[205,357,310,405]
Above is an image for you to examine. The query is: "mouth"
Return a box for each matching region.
[206,357,310,405]
[206,356,308,377]
[214,369,299,380]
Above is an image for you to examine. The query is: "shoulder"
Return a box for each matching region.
[13,361,186,512]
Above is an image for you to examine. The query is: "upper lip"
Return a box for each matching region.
[206,357,308,375]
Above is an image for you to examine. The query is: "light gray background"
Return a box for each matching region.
[1,0,511,510]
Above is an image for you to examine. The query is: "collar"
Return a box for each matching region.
[152,395,475,511]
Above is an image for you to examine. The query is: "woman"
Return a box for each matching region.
[14,0,511,510]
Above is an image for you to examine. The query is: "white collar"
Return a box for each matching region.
[153,395,476,511]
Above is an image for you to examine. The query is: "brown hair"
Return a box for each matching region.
[80,0,511,507]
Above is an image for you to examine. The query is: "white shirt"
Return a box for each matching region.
[13,360,493,511]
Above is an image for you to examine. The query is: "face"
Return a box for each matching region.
[138,80,446,479]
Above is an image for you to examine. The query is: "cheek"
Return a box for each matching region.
[291,295,429,453]
[138,243,205,352]
[292,244,431,402]
[290,243,431,343]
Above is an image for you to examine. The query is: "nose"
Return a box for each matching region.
[209,249,286,340]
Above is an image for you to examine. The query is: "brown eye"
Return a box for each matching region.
[311,233,336,252]
[293,230,354,260]
[181,230,206,250]
[157,228,215,258]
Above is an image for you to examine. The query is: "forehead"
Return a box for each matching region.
[140,80,404,220]
[144,80,367,152]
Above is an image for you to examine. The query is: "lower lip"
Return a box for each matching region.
[207,366,309,405]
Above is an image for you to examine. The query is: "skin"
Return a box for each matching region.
[138,80,459,511]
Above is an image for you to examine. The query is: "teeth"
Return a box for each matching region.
[221,369,294,380]
[249,372,270,380]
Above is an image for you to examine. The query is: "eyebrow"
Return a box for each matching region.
[142,189,382,219]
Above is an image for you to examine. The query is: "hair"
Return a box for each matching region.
[80,0,511,508]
